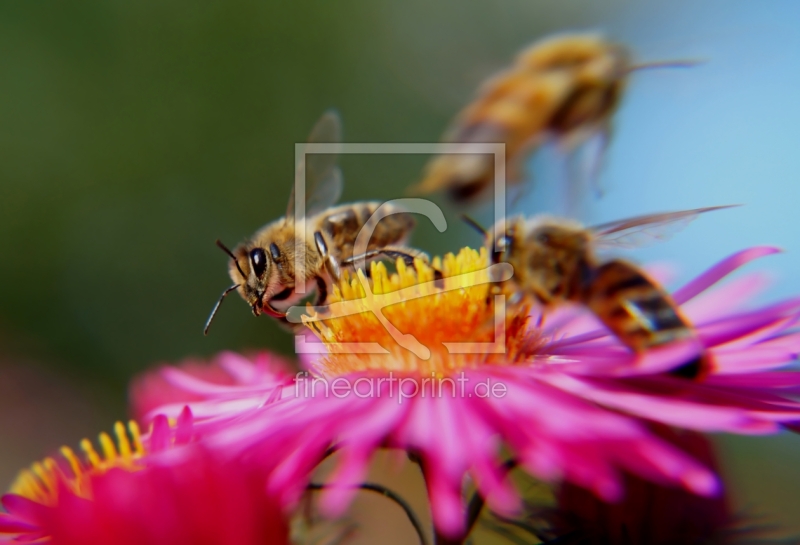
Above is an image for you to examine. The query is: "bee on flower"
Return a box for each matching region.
[134,244,800,542]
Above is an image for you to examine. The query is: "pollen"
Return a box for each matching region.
[9,420,146,506]
[303,247,539,376]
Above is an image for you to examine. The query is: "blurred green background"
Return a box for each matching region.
[2,0,800,541]
[1,0,623,393]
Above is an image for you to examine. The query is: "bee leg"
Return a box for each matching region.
[314,276,329,307]
[327,255,342,282]
[342,248,379,266]
[669,351,710,380]
[314,231,328,259]
[382,248,444,284]
[580,122,611,200]
[314,230,341,282]
[506,155,531,209]
[343,247,444,284]
[343,248,416,268]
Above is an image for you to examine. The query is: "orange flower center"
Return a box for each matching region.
[303,247,540,377]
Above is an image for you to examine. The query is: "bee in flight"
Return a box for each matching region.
[204,111,427,334]
[465,205,737,378]
[411,33,697,203]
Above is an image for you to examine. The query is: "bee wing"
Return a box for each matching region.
[286,110,343,220]
[591,205,738,250]
[304,166,343,218]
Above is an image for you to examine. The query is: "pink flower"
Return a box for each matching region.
[130,350,293,425]
[0,409,289,545]
[134,247,800,539]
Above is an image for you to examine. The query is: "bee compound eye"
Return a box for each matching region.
[249,248,268,278]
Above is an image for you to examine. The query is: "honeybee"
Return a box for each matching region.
[204,111,425,334]
[466,205,736,378]
[411,33,696,203]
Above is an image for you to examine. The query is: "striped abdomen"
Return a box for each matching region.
[581,260,708,379]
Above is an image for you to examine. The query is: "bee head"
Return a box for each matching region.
[491,233,511,265]
[205,240,285,335]
[212,239,273,315]
[486,216,525,265]
[228,245,277,317]
[458,214,513,265]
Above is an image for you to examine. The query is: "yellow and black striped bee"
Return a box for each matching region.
[412,33,695,203]
[466,206,735,378]
[205,111,425,333]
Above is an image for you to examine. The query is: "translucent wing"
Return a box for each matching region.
[591,205,738,250]
[286,110,343,220]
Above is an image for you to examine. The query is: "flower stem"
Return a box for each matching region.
[307,482,430,545]
[464,458,518,538]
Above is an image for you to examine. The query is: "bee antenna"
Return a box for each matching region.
[216,239,246,278]
[627,59,703,73]
[460,214,487,237]
[204,284,240,336]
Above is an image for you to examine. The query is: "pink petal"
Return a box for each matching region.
[175,406,194,445]
[0,495,47,524]
[0,512,40,533]
[216,352,260,383]
[318,446,373,518]
[673,247,781,305]
[149,414,171,452]
[541,374,776,433]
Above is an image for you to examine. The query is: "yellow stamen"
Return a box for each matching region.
[60,446,83,480]
[31,462,52,494]
[130,420,145,455]
[99,432,118,463]
[8,421,148,506]
[304,247,539,377]
[12,470,41,503]
[115,421,132,459]
[81,438,102,470]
